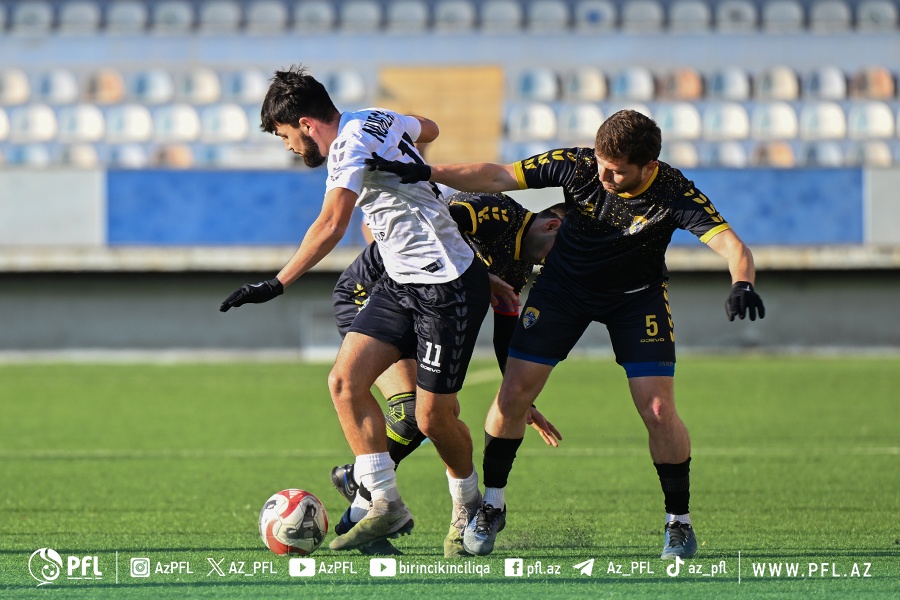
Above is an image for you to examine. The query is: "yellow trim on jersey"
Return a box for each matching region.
[700,223,732,243]
[619,165,659,199]
[450,201,479,235]
[513,162,530,189]
[514,212,535,261]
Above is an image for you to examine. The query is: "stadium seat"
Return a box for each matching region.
[57,104,106,142]
[610,67,655,101]
[220,69,269,105]
[798,102,847,139]
[245,0,289,32]
[0,68,31,105]
[751,141,796,167]
[202,143,294,168]
[153,104,201,142]
[701,141,748,167]
[175,68,222,105]
[0,108,9,141]
[809,0,852,32]
[433,0,477,32]
[105,104,153,142]
[33,69,80,105]
[322,70,367,104]
[657,67,704,100]
[107,143,150,168]
[198,1,243,33]
[129,70,176,104]
[761,0,805,32]
[707,66,752,100]
[856,0,898,31]
[846,141,893,166]
[5,145,53,167]
[557,103,604,143]
[150,1,195,34]
[104,0,148,33]
[10,1,54,36]
[802,141,845,167]
[715,0,758,32]
[506,103,557,141]
[57,1,102,34]
[83,68,125,104]
[668,0,712,32]
[755,65,800,100]
[8,104,57,143]
[385,0,429,32]
[573,0,617,32]
[849,66,896,99]
[58,144,101,168]
[200,103,250,142]
[562,67,607,101]
[803,66,847,99]
[293,0,336,32]
[526,0,570,32]
[655,102,702,140]
[245,105,273,144]
[339,0,382,32]
[847,102,894,138]
[481,0,524,32]
[703,102,750,140]
[515,68,560,102]
[659,141,699,167]
[605,102,653,119]
[621,0,665,32]
[154,144,195,168]
[751,102,799,140]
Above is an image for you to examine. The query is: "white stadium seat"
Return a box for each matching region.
[761,0,805,32]
[129,70,176,104]
[557,103,604,143]
[153,104,201,142]
[8,104,58,143]
[433,0,477,32]
[809,0,852,32]
[200,103,250,142]
[527,0,570,32]
[386,0,429,32]
[755,65,800,100]
[105,104,153,142]
[702,141,749,167]
[573,0,617,32]
[220,69,269,105]
[515,68,560,102]
[322,70,367,104]
[57,104,106,142]
[105,0,148,33]
[798,102,847,139]
[846,141,893,166]
[58,1,102,34]
[562,67,607,101]
[751,102,799,140]
[340,0,382,32]
[856,0,898,31]
[151,1,195,34]
[707,66,752,100]
[668,0,712,32]
[659,141,699,167]
[803,141,845,167]
[703,103,751,140]
[0,68,31,105]
[621,0,665,32]
[654,103,702,140]
[803,66,847,99]
[0,108,9,141]
[198,0,243,33]
[245,0,289,32]
[175,68,222,105]
[506,103,557,142]
[293,1,336,32]
[108,144,150,168]
[481,0,524,32]
[715,0,758,32]
[6,145,53,167]
[847,102,895,138]
[59,144,101,168]
[10,1,54,36]
[33,69,80,105]
[610,67,655,101]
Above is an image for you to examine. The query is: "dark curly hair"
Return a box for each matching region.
[260,64,339,133]
[594,109,661,167]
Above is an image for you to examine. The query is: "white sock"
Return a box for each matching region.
[667,513,691,525]
[483,487,505,509]
[447,467,480,506]
[349,491,370,522]
[355,452,400,503]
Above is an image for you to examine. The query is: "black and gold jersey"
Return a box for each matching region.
[513,147,731,293]
[447,192,537,295]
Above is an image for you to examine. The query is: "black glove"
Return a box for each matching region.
[725,281,765,321]
[365,153,432,184]
[219,278,283,312]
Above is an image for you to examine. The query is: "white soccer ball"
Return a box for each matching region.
[259,489,328,555]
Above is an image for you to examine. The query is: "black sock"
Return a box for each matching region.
[654,458,691,516]
[483,432,523,489]
[384,392,427,465]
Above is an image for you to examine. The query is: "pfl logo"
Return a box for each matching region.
[28,548,103,587]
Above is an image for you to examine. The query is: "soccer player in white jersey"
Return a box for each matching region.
[219,65,491,552]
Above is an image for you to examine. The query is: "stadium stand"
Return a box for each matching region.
[573,0,617,32]
[104,0,148,33]
[668,0,713,32]
[526,0,570,32]
[198,0,244,33]
[57,1,102,34]
[244,0,289,32]
[433,0,477,31]
[57,104,106,142]
[385,0,430,32]
[621,0,665,32]
[808,0,853,32]
[339,0,383,32]
[480,0,524,32]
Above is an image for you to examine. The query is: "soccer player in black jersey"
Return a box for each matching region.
[367,109,766,560]
[331,192,566,556]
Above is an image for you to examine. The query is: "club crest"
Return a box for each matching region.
[522,307,540,329]
[628,216,649,235]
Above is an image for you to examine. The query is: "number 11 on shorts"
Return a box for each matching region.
[422,342,443,367]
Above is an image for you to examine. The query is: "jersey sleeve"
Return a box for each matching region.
[326,132,370,196]
[512,148,582,190]
[673,184,732,243]
[397,114,423,142]
[448,194,515,241]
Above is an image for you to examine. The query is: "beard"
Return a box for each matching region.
[299,130,326,168]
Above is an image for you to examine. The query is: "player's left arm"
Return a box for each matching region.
[406,115,439,144]
[706,229,766,321]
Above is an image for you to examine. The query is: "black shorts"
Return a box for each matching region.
[508,275,676,378]
[333,242,387,340]
[348,258,490,394]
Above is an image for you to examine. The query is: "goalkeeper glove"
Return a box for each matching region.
[365,153,432,184]
[725,281,765,321]
[219,278,283,312]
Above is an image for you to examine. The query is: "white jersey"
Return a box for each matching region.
[325,109,474,284]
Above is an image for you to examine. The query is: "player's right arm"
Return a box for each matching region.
[428,162,519,193]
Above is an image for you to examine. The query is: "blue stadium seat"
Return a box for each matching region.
[707,66,751,100]
[129,70,176,104]
[573,0,617,32]
[715,0,758,32]
[6,144,53,167]
[220,69,269,105]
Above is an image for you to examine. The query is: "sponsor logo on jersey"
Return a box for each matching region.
[522,307,540,329]
[628,216,649,235]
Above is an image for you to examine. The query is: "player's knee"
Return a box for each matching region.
[495,385,534,419]
[414,401,455,438]
[327,368,353,406]
[640,397,677,429]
